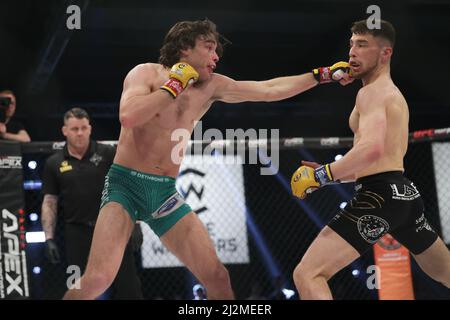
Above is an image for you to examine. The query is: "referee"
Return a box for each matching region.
[41,107,143,299]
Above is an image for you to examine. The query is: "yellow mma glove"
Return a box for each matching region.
[312,61,351,84]
[291,164,336,199]
[161,62,199,98]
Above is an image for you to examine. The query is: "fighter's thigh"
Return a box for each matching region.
[298,226,360,279]
[85,202,135,273]
[160,212,220,272]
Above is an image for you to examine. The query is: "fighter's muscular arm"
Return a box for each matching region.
[212,73,318,103]
[212,61,353,103]
[119,64,173,128]
[329,88,388,180]
[41,194,59,240]
[301,160,356,183]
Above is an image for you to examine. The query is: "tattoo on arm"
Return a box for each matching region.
[41,195,58,240]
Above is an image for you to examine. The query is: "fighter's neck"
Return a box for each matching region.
[362,65,391,86]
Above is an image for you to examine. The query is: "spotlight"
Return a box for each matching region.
[352,269,360,277]
[28,161,37,170]
[33,266,41,274]
[25,231,46,243]
[282,288,295,299]
[29,213,39,221]
[339,202,347,209]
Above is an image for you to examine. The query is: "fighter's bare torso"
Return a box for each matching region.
[349,76,409,179]
[114,63,218,177]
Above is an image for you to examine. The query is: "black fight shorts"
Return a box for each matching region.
[329,171,438,255]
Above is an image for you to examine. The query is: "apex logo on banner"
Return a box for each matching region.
[0,142,30,300]
[1,208,30,299]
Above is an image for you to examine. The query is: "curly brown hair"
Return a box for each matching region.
[158,19,224,68]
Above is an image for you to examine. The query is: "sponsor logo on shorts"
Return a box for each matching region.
[357,215,390,244]
[130,170,171,183]
[100,176,110,206]
[415,213,434,233]
[390,183,420,200]
[157,197,178,214]
[152,193,185,219]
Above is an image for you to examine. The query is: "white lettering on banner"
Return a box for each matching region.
[0,264,4,298]
[52,141,66,150]
[5,253,20,273]
[0,156,22,169]
[6,274,22,295]
[320,137,339,146]
[2,209,19,253]
[1,209,28,297]
[21,251,29,297]
[141,155,249,268]
[435,128,450,135]
[284,138,304,147]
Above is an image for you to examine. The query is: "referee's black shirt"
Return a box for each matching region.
[41,140,115,226]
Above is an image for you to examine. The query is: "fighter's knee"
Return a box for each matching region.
[293,261,329,285]
[293,263,309,285]
[204,262,230,286]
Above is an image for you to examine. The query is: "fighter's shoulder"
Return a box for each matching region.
[210,73,231,83]
[125,63,162,81]
[209,73,236,91]
[356,83,398,106]
[128,63,162,75]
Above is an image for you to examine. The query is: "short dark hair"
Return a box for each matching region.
[64,107,90,124]
[159,19,224,68]
[351,19,396,47]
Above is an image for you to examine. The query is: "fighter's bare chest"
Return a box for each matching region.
[349,106,359,133]
[154,89,211,127]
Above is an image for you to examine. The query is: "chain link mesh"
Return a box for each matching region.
[21,141,450,299]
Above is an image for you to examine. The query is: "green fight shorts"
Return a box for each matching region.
[100,163,192,237]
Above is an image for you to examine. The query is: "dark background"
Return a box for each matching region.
[2,0,450,300]
[1,0,449,141]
